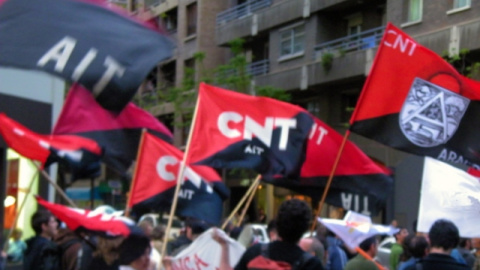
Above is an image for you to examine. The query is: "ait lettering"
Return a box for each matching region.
[244,145,264,155]
[309,122,328,145]
[341,193,371,216]
[37,36,125,97]
[178,189,195,200]
[437,149,480,169]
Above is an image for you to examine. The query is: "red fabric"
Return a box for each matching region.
[247,255,292,270]
[350,23,480,123]
[129,132,221,207]
[36,196,132,237]
[0,113,102,165]
[53,84,173,136]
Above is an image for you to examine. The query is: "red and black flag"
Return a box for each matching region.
[0,113,103,178]
[188,83,314,179]
[350,23,480,169]
[36,196,135,237]
[0,0,173,111]
[263,117,393,215]
[129,132,229,225]
[53,84,173,176]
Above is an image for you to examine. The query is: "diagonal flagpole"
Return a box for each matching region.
[236,176,260,227]
[125,128,147,217]
[160,89,202,258]
[310,130,350,233]
[32,162,77,208]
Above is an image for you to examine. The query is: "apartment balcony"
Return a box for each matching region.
[216,0,272,25]
[148,0,178,16]
[255,26,385,91]
[219,59,270,78]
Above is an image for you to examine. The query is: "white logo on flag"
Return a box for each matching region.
[399,77,469,147]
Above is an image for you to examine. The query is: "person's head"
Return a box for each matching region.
[359,236,379,257]
[299,237,324,259]
[118,234,151,270]
[459,238,472,249]
[95,236,125,265]
[185,218,210,240]
[395,227,409,244]
[407,235,429,258]
[267,219,278,241]
[31,209,58,239]
[138,220,154,239]
[428,219,459,252]
[151,224,165,241]
[275,199,311,243]
[12,228,23,240]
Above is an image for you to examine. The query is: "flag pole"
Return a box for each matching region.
[236,177,260,226]
[160,87,202,258]
[32,162,77,208]
[221,174,261,230]
[310,130,351,233]
[3,170,39,252]
[355,247,385,270]
[125,129,147,217]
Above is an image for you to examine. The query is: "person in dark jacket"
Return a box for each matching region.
[23,209,58,270]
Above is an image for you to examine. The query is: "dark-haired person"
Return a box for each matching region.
[118,233,151,270]
[390,227,409,270]
[214,198,324,270]
[405,219,469,270]
[398,235,429,270]
[23,209,59,270]
[344,236,379,270]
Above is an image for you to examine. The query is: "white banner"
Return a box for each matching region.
[418,157,480,237]
[171,228,245,270]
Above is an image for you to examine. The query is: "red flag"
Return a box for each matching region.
[0,113,102,174]
[53,84,173,175]
[36,196,134,237]
[350,23,480,169]
[188,83,314,178]
[264,116,393,215]
[129,132,227,225]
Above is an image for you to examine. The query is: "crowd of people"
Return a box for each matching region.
[2,199,480,270]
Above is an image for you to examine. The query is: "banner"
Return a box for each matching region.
[53,84,172,175]
[417,157,480,237]
[264,117,393,215]
[37,196,135,237]
[317,211,398,250]
[188,83,314,179]
[0,113,102,178]
[350,23,480,169]
[129,132,228,225]
[171,228,245,270]
[0,0,173,111]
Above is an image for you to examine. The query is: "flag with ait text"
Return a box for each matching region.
[263,116,393,216]
[53,84,173,176]
[129,132,228,225]
[0,0,173,111]
[0,113,103,178]
[350,23,480,169]
[188,83,314,179]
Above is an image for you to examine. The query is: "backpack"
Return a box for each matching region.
[247,244,313,270]
[59,237,95,270]
[38,241,62,270]
[40,237,95,270]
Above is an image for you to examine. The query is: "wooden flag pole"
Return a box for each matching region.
[3,170,39,252]
[33,162,77,208]
[125,129,147,217]
[355,247,385,270]
[221,174,261,230]
[160,91,202,258]
[310,130,351,233]
[236,177,260,226]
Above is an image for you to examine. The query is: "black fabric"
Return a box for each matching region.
[23,236,50,270]
[118,234,150,265]
[405,253,470,270]
[235,241,324,270]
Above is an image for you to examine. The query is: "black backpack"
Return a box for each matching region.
[38,241,62,270]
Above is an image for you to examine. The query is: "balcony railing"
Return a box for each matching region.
[314,26,385,60]
[218,59,270,77]
[216,0,272,25]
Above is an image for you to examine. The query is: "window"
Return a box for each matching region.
[407,0,422,23]
[186,3,197,36]
[453,0,470,9]
[280,24,305,57]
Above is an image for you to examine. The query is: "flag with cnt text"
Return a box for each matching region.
[350,23,480,169]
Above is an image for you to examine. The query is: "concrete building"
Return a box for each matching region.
[212,0,480,227]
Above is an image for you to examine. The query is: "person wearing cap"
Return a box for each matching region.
[118,233,152,270]
[169,218,210,256]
